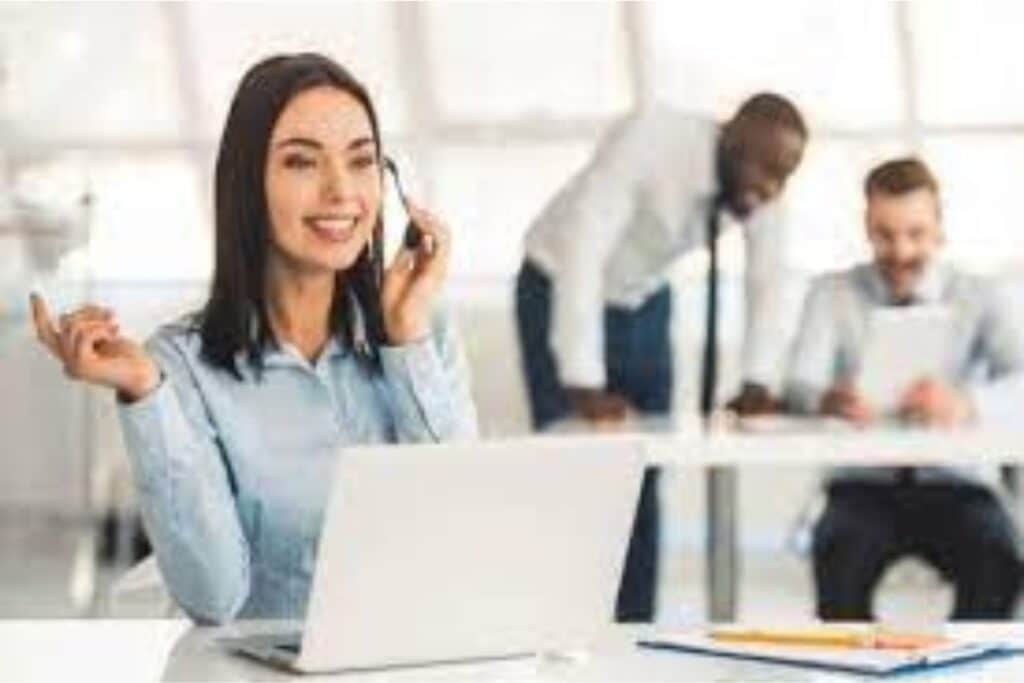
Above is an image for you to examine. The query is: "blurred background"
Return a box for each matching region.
[1,1,1023,620]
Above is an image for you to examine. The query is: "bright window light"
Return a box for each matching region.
[78,154,209,281]
[2,2,1022,286]
[425,2,632,122]
[0,3,183,141]
[913,2,1024,127]
[183,2,406,138]
[431,142,595,280]
[924,137,1024,272]
[642,2,904,130]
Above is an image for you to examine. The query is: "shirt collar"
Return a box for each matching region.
[234,289,367,371]
[865,260,946,305]
[236,317,351,373]
[261,334,349,369]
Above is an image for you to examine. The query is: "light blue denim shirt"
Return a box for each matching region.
[117,309,477,624]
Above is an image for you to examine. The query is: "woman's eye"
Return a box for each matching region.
[350,155,377,171]
[283,154,316,170]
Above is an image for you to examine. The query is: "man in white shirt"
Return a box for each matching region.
[786,158,1023,619]
[515,94,807,621]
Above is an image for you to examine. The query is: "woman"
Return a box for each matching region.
[30,53,477,624]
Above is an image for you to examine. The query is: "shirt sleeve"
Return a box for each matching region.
[116,330,250,624]
[785,277,841,414]
[967,283,1024,425]
[741,202,796,393]
[538,112,652,389]
[378,307,479,442]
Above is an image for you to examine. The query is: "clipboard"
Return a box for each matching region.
[639,628,1016,676]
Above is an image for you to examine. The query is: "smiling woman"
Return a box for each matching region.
[28,53,478,624]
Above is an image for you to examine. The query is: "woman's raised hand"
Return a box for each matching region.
[380,201,451,345]
[30,293,161,402]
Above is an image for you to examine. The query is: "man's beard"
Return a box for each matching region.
[880,260,926,295]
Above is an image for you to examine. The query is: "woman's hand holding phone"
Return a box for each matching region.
[30,293,160,402]
[380,200,450,345]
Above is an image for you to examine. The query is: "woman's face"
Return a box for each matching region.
[264,86,381,276]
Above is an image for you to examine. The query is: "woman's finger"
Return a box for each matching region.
[409,213,451,277]
[70,320,119,364]
[71,322,116,371]
[56,306,114,358]
[61,305,115,330]
[405,203,451,256]
[58,314,77,363]
[381,248,416,310]
[387,247,416,276]
[29,293,61,357]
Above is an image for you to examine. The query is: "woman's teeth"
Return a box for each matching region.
[307,216,357,241]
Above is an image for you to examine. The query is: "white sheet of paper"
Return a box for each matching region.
[857,306,954,414]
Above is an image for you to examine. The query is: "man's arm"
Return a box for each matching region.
[898,284,1024,428]
[541,113,651,393]
[733,203,797,412]
[966,283,1024,425]
[785,277,843,415]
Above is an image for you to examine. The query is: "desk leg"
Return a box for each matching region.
[707,466,738,621]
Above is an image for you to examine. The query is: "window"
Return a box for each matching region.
[0,3,182,142]
[642,2,903,130]
[75,154,208,281]
[431,142,594,280]
[425,2,631,122]
[4,2,1023,285]
[924,137,1024,272]
[183,2,406,138]
[913,3,1024,127]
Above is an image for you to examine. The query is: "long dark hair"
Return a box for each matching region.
[200,53,387,380]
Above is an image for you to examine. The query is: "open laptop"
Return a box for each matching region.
[221,437,646,673]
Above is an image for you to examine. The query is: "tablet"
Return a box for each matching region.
[857,305,954,414]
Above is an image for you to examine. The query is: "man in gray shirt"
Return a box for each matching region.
[787,158,1023,619]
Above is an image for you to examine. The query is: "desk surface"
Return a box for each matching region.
[545,418,1024,621]
[5,620,1024,682]
[547,417,1024,466]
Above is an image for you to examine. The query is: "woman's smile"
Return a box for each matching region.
[304,213,359,244]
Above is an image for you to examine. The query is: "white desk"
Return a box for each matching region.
[544,419,1024,621]
[650,424,1024,467]
[551,419,1024,467]
[694,423,1024,622]
[4,620,1024,681]
[69,422,1024,625]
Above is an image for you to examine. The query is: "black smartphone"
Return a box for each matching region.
[382,156,422,250]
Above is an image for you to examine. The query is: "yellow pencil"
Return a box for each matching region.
[711,627,871,649]
[709,627,947,651]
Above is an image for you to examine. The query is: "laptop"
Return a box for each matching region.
[221,437,646,673]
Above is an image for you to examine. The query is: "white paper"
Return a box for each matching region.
[857,306,954,415]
